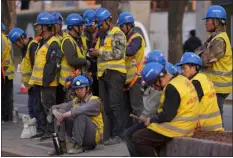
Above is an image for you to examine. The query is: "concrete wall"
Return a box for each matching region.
[149,11,196,60]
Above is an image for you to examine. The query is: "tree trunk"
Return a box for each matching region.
[1,0,16,32]
[168,1,189,64]
[100,1,119,25]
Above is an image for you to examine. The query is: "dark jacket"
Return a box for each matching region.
[183,36,202,53]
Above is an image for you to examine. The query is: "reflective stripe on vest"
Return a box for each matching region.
[199,111,220,119]
[59,34,85,86]
[203,32,232,93]
[96,27,127,78]
[200,123,223,131]
[159,123,194,135]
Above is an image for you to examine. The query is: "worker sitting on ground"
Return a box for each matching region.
[131,62,199,156]
[48,75,103,155]
[177,52,224,131]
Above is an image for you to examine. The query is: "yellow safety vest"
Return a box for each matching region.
[191,73,224,131]
[1,33,15,80]
[148,75,199,137]
[125,33,145,84]
[21,40,38,89]
[72,96,103,144]
[56,32,68,41]
[29,36,61,86]
[81,34,88,57]
[59,34,86,86]
[95,26,127,78]
[203,32,232,93]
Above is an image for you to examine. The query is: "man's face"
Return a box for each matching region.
[35,24,43,36]
[86,25,96,33]
[54,24,61,33]
[99,21,109,32]
[181,64,196,78]
[119,24,127,34]
[14,38,24,49]
[75,87,87,99]
[205,19,215,32]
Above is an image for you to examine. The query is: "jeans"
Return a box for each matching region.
[216,93,229,127]
[28,86,42,130]
[99,70,126,140]
[124,122,146,156]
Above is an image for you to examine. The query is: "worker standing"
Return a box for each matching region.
[89,8,127,145]
[177,52,224,131]
[195,5,232,118]
[8,28,45,134]
[117,12,145,128]
[131,62,199,156]
[48,74,103,155]
[83,9,99,96]
[52,12,68,104]
[1,23,15,122]
[59,13,90,102]
[28,12,63,141]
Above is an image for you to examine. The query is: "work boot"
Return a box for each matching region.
[104,136,122,146]
[48,141,67,155]
[67,144,84,154]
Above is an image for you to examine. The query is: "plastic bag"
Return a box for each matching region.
[20,115,37,139]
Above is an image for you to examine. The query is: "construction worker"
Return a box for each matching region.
[89,8,127,145]
[8,28,45,134]
[83,9,99,96]
[51,12,68,104]
[177,52,224,131]
[117,12,145,128]
[146,50,178,75]
[131,62,199,156]
[49,74,103,155]
[28,12,63,141]
[1,23,15,122]
[195,5,232,118]
[59,13,89,102]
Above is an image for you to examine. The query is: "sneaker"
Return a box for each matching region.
[104,136,122,146]
[67,144,83,154]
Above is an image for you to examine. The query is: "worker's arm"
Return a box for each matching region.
[201,37,226,66]
[99,31,126,61]
[126,36,142,56]
[51,101,73,113]
[192,80,204,102]
[71,98,101,117]
[62,39,87,69]
[28,42,39,67]
[150,84,181,123]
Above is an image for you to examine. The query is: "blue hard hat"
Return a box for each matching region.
[203,5,227,20]
[66,13,84,26]
[117,12,135,26]
[8,28,25,43]
[52,12,63,24]
[1,23,6,31]
[95,8,111,27]
[72,75,90,89]
[174,63,182,74]
[83,10,96,27]
[146,50,166,65]
[141,62,165,85]
[165,62,177,75]
[35,12,55,25]
[177,52,202,67]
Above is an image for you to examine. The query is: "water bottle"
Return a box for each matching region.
[52,127,63,155]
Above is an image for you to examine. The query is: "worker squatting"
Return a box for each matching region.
[1,5,232,156]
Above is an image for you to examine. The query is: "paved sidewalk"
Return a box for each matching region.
[1,122,130,156]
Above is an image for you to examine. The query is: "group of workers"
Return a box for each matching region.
[1,4,232,156]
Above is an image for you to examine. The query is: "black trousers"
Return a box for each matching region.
[99,70,126,140]
[56,83,66,104]
[133,128,171,156]
[1,76,13,121]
